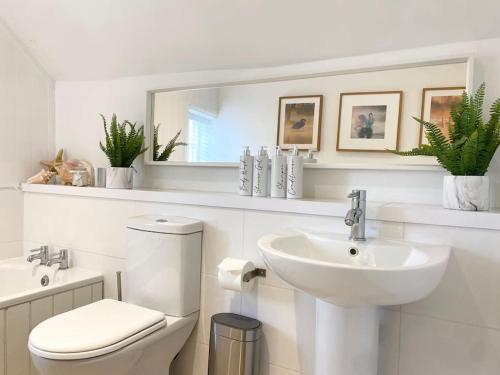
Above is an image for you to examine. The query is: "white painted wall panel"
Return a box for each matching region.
[91,283,103,303]
[0,309,5,375]
[53,291,73,315]
[73,286,92,308]
[0,282,103,374]
[30,297,53,375]
[6,303,30,375]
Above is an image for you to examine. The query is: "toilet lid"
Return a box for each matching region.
[29,299,167,360]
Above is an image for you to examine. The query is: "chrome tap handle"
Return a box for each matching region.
[30,245,48,253]
[27,246,49,265]
[347,189,366,199]
[48,249,69,269]
[347,190,360,198]
[345,190,367,241]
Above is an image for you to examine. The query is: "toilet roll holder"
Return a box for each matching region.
[242,268,267,282]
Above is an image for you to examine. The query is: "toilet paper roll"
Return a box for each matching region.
[217,258,256,292]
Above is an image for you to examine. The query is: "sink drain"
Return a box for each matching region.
[348,247,359,257]
[40,275,49,287]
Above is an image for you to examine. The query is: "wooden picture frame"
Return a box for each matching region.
[336,91,403,152]
[277,95,323,151]
[419,86,465,145]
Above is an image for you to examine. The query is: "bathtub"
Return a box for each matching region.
[0,257,104,375]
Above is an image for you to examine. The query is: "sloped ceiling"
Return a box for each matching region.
[0,0,499,81]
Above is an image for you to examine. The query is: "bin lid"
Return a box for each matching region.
[211,313,262,342]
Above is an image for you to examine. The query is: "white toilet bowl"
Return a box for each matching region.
[29,215,203,375]
[29,299,198,375]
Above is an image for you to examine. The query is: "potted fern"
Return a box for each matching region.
[393,83,500,211]
[99,114,148,189]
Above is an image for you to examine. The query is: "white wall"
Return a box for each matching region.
[23,192,500,375]
[54,37,500,206]
[0,20,54,259]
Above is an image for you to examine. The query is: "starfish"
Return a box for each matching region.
[41,149,64,173]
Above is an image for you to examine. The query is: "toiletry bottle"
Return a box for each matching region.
[287,145,304,199]
[271,146,287,198]
[253,146,269,197]
[239,146,254,196]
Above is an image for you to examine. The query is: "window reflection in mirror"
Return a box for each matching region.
[187,109,215,162]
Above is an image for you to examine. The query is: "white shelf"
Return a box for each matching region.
[146,160,444,172]
[21,183,500,231]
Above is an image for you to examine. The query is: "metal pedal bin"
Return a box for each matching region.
[208,313,262,375]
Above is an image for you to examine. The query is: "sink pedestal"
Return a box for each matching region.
[315,299,379,375]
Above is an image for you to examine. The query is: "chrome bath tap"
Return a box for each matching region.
[47,249,69,269]
[345,189,366,241]
[27,246,50,265]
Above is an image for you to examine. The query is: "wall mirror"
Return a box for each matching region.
[145,57,472,168]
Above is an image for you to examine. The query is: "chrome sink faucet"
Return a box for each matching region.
[47,249,69,269]
[27,246,50,265]
[345,189,366,241]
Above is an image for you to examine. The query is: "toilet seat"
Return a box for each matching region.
[29,299,167,361]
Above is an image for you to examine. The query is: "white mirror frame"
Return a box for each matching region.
[144,54,474,170]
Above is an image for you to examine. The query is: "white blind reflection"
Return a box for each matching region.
[187,109,215,162]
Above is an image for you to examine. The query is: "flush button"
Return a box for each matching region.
[156,219,168,223]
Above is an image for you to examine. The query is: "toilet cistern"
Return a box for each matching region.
[345,189,366,241]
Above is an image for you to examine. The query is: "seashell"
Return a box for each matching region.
[39,150,95,186]
[58,163,75,185]
[27,169,56,184]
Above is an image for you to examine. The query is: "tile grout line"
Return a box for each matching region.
[3,308,6,375]
[397,303,402,375]
[396,221,404,375]
[203,271,299,294]
[400,310,500,332]
[267,360,302,374]
[239,209,247,314]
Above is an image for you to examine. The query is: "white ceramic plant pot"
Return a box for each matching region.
[106,167,133,189]
[442,176,489,211]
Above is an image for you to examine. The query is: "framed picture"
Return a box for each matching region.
[337,91,403,152]
[419,87,465,145]
[277,95,323,151]
[336,91,402,152]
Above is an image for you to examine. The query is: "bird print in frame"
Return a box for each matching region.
[277,95,323,151]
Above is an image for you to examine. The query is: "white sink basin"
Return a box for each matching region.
[258,230,450,375]
[258,229,450,307]
[258,229,451,375]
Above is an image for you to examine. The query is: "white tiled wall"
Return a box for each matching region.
[0,20,54,260]
[23,192,500,375]
[0,189,23,260]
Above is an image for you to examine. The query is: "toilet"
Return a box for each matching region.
[28,215,203,375]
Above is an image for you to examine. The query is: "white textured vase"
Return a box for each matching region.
[442,176,489,211]
[105,167,133,189]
